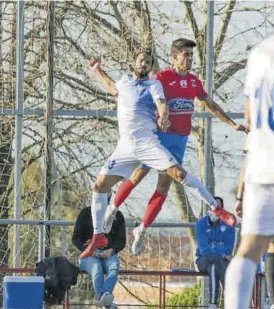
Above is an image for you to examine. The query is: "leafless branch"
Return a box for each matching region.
[183,1,203,65]
[214,0,237,62]
[214,59,247,91]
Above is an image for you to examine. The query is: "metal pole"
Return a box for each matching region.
[38,225,45,261]
[159,275,162,309]
[13,0,24,268]
[204,0,214,211]
[44,0,55,258]
[163,275,166,309]
[201,1,214,306]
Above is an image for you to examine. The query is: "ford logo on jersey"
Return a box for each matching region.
[168,98,194,111]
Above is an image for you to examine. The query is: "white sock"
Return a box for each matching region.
[181,173,218,207]
[139,223,146,231]
[91,192,108,234]
[110,203,117,212]
[225,256,257,309]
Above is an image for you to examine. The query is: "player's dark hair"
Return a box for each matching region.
[171,38,196,56]
[214,196,224,208]
[134,48,154,66]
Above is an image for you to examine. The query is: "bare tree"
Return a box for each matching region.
[0,0,273,303]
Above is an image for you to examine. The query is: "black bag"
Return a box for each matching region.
[36,256,79,306]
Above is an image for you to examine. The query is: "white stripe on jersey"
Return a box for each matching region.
[115,75,165,137]
[245,35,274,184]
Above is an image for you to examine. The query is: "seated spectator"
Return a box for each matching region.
[72,196,126,309]
[195,196,236,309]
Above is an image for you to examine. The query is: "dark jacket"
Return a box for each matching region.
[72,207,126,253]
[36,256,79,305]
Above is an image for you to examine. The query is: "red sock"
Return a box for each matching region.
[143,191,167,228]
[113,180,135,208]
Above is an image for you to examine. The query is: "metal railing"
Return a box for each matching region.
[0,219,241,261]
[0,219,213,262]
[0,267,264,309]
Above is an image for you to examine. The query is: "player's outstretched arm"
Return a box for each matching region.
[200,97,248,133]
[88,57,118,96]
[155,99,170,132]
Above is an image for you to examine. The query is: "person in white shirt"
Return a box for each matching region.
[225,35,274,309]
[81,49,238,261]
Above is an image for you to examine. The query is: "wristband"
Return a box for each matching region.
[236,197,243,201]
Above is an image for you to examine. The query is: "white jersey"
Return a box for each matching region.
[244,35,274,184]
[115,75,165,137]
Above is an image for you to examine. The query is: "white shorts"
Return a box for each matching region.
[241,183,274,236]
[100,132,177,179]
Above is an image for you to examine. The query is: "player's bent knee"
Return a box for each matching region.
[93,176,111,193]
[166,165,186,182]
[176,169,186,181]
[173,166,187,182]
[92,181,102,192]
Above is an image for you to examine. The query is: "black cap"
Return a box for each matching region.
[214,196,224,208]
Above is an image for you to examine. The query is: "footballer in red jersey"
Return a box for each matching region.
[152,67,210,166]
[156,69,207,136]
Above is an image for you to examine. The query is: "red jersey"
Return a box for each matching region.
[156,69,208,136]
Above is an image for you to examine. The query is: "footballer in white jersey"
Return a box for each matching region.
[225,35,274,309]
[81,50,237,261]
[244,36,274,185]
[101,73,178,177]
[115,74,164,137]
[242,35,274,236]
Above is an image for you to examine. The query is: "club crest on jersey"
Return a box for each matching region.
[220,226,226,232]
[191,79,196,88]
[180,80,188,88]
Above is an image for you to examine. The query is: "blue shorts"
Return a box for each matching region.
[140,131,188,168]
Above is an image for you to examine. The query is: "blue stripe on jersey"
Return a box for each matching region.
[128,76,157,121]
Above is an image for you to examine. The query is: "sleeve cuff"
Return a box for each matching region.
[154,96,166,101]
[198,95,209,100]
